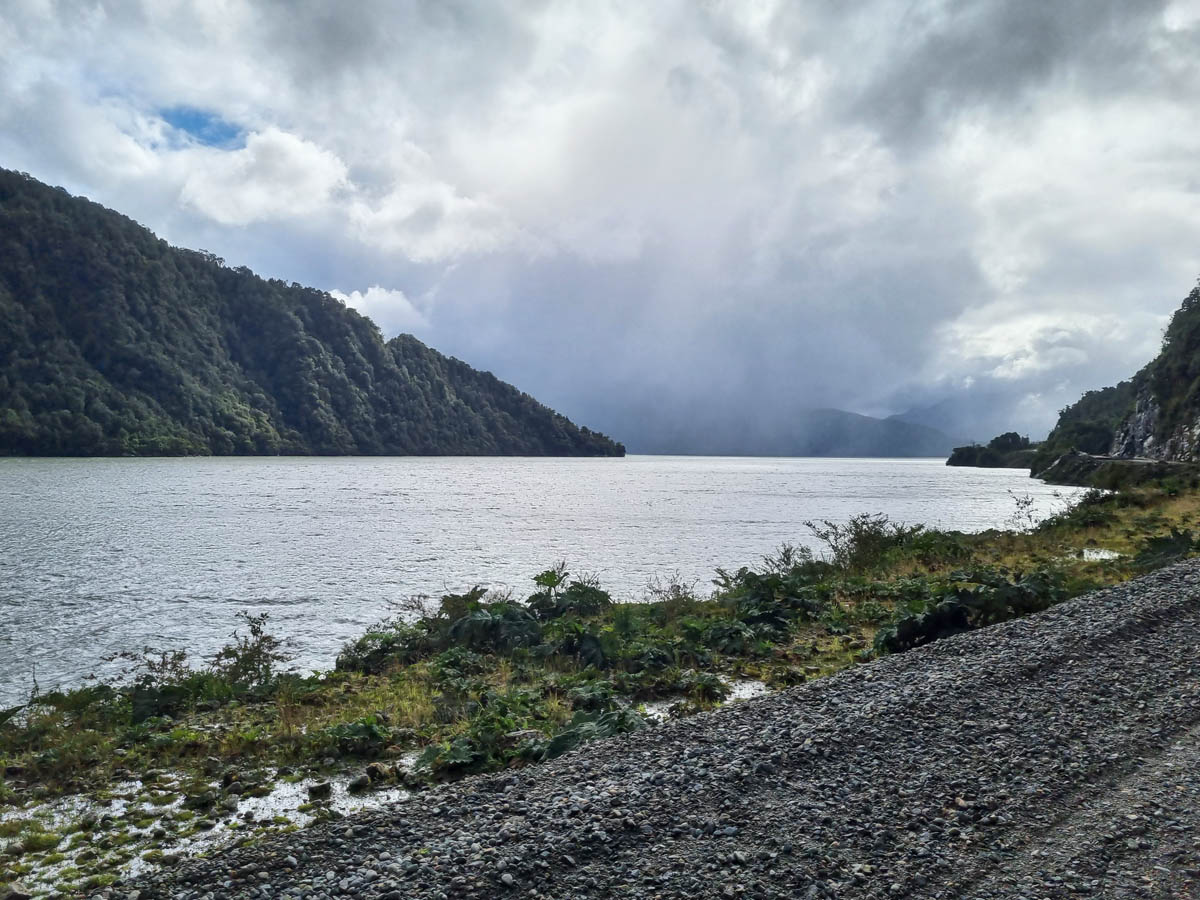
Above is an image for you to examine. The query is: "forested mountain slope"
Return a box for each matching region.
[1032,279,1200,472]
[0,170,623,457]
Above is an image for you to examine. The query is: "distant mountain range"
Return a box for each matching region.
[787,409,954,458]
[639,407,955,458]
[0,169,623,457]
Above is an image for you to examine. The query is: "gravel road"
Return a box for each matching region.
[100,561,1200,900]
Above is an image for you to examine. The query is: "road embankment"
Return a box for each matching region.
[100,562,1200,900]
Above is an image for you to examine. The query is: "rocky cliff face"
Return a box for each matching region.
[1111,386,1200,461]
[1110,389,1161,458]
[1034,281,1200,472]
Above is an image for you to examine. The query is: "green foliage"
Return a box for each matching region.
[431,647,487,680]
[209,612,289,689]
[546,619,619,668]
[1132,528,1197,570]
[334,622,426,675]
[15,476,1194,802]
[318,715,392,756]
[988,432,1032,453]
[415,736,486,777]
[874,567,1068,653]
[717,563,828,634]
[701,620,759,655]
[806,513,925,573]
[1148,282,1200,444]
[566,680,616,711]
[538,707,645,761]
[0,168,624,458]
[874,597,971,655]
[1037,488,1119,530]
[905,530,972,567]
[415,687,551,776]
[947,444,1005,467]
[947,434,1036,469]
[1033,378,1139,471]
[681,671,729,703]
[448,604,542,654]
[610,603,640,637]
[527,567,613,620]
[78,613,293,724]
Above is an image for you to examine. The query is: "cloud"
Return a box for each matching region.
[330,285,427,334]
[347,179,520,262]
[178,128,348,225]
[3,0,1200,449]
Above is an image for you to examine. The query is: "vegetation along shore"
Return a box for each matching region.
[4,472,1200,897]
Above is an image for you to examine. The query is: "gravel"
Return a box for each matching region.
[97,561,1200,899]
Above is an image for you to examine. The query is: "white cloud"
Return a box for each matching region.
[178,128,347,225]
[347,180,519,262]
[329,285,427,334]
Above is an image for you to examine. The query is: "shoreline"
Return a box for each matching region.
[114,561,1200,899]
[3,478,1199,896]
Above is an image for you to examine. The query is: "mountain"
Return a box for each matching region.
[1032,279,1200,473]
[887,401,969,444]
[640,407,955,457]
[0,169,623,457]
[784,409,954,457]
[888,389,1060,449]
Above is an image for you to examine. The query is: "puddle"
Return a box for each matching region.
[638,677,769,723]
[639,697,676,722]
[0,760,417,894]
[1081,548,1121,561]
[724,678,769,702]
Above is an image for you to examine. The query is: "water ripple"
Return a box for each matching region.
[0,455,1078,703]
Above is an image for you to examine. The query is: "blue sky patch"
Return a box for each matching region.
[160,107,242,148]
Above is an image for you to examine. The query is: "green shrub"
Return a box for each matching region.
[415,737,486,777]
[335,622,427,674]
[874,568,1068,653]
[611,603,640,637]
[431,647,487,680]
[1133,528,1197,570]
[547,620,618,669]
[806,514,924,573]
[537,707,645,761]
[702,620,758,655]
[681,671,729,703]
[448,604,542,654]
[566,680,616,711]
[318,715,393,757]
[528,566,613,620]
[208,612,289,689]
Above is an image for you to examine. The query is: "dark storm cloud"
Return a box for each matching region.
[3,0,1200,450]
[850,1,1171,147]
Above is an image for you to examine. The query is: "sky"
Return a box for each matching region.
[3,0,1200,451]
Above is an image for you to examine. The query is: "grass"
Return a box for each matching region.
[4,477,1200,894]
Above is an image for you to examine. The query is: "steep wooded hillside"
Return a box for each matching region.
[0,170,623,457]
[1032,280,1200,472]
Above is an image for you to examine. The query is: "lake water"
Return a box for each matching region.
[0,456,1079,703]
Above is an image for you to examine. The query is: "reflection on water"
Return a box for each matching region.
[0,455,1078,702]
